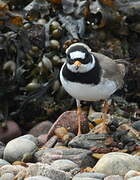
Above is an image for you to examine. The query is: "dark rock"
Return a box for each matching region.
[132,120,140,131]
[46,111,89,142]
[68,133,108,149]
[0,120,21,143]
[29,121,53,137]
[35,148,96,168]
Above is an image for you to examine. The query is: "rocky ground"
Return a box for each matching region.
[1,0,140,179]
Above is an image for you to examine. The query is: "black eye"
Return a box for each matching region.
[67,54,73,64]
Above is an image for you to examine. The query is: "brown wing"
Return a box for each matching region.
[93,52,125,89]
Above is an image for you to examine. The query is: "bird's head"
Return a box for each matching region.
[65,43,95,73]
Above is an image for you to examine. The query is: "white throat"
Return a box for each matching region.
[67,55,95,73]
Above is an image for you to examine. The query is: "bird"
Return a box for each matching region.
[60,42,126,135]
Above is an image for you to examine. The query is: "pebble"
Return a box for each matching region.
[1,172,15,180]
[0,142,5,158]
[127,177,140,180]
[72,172,106,180]
[0,120,21,143]
[3,135,38,163]
[35,148,96,168]
[124,170,140,179]
[28,163,71,180]
[68,133,108,149]
[46,111,89,141]
[38,134,49,146]
[25,176,52,180]
[0,164,25,176]
[18,134,39,145]
[104,175,123,180]
[0,159,10,167]
[51,159,78,171]
[94,152,140,176]
[29,121,53,137]
[132,120,140,131]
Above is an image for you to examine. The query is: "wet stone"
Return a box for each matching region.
[94,152,140,176]
[35,148,96,168]
[51,159,78,171]
[72,172,106,180]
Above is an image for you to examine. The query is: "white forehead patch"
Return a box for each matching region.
[69,51,85,59]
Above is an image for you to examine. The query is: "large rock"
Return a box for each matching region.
[0,159,10,168]
[46,111,89,141]
[3,135,38,163]
[0,120,21,143]
[25,176,52,180]
[35,148,96,168]
[51,159,78,171]
[29,121,53,137]
[72,172,106,180]
[69,133,108,149]
[27,163,71,180]
[94,152,140,176]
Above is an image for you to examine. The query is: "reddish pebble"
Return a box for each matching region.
[29,121,53,137]
[0,120,21,143]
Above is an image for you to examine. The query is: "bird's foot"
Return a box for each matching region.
[93,122,109,134]
[92,112,110,134]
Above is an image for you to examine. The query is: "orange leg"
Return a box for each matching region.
[101,100,110,122]
[76,99,82,136]
[94,100,110,134]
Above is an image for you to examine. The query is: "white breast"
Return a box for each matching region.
[60,66,117,101]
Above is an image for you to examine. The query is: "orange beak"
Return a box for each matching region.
[74,60,81,70]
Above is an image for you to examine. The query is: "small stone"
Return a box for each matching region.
[0,142,5,158]
[104,175,123,180]
[25,176,52,180]
[0,164,25,176]
[124,170,140,180]
[1,172,14,180]
[72,172,106,180]
[27,163,71,180]
[35,148,96,168]
[18,134,38,145]
[0,159,10,167]
[29,121,53,137]
[46,111,89,141]
[38,134,49,146]
[127,177,140,180]
[4,136,38,163]
[94,152,140,176]
[51,159,78,171]
[132,121,140,131]
[0,120,21,143]
[54,127,68,139]
[69,133,108,149]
